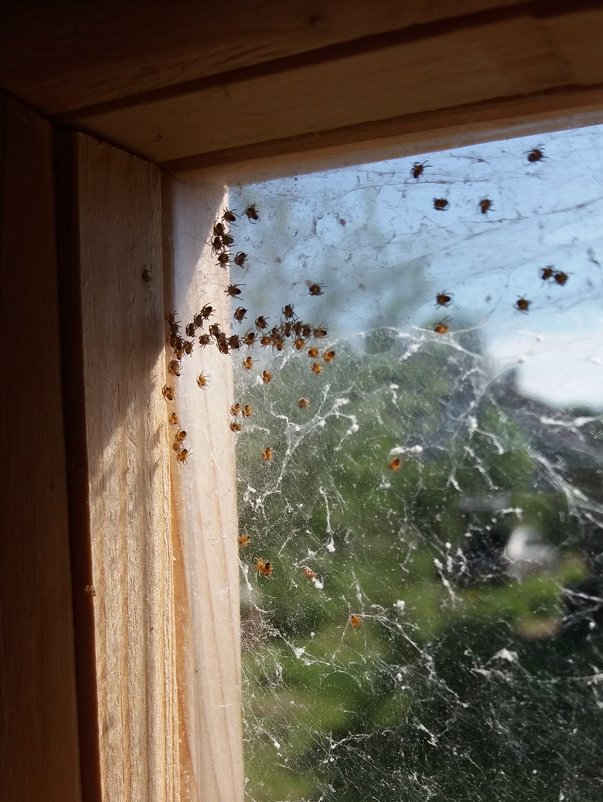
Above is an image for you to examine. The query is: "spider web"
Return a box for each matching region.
[227,126,603,802]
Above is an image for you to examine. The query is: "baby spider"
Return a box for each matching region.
[175,429,187,444]
[303,567,317,580]
[162,384,175,401]
[294,337,306,350]
[479,198,493,214]
[434,321,449,335]
[177,448,191,463]
[221,233,235,248]
[234,306,247,323]
[313,327,328,339]
[222,208,237,223]
[185,322,197,337]
[433,198,449,211]
[243,330,256,347]
[323,349,336,363]
[297,397,310,409]
[230,402,242,416]
[388,457,401,471]
[516,297,531,312]
[527,146,545,163]
[196,373,209,388]
[168,360,182,376]
[435,290,453,307]
[308,346,319,358]
[411,161,428,179]
[350,614,363,629]
[255,315,269,330]
[262,369,272,384]
[233,251,248,267]
[242,404,253,418]
[216,336,230,355]
[308,283,324,296]
[169,412,179,426]
[311,362,322,375]
[554,270,569,286]
[217,252,230,267]
[238,534,251,548]
[255,558,272,577]
[230,421,242,432]
[243,203,259,221]
[261,446,273,461]
[212,221,226,238]
[228,334,241,350]
[282,304,295,319]
[198,333,211,346]
[226,284,243,297]
[243,356,254,369]
[540,265,555,281]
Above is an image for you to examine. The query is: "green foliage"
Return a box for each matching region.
[238,334,602,801]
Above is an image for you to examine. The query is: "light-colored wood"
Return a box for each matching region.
[60,5,603,180]
[162,178,243,802]
[1,0,523,115]
[173,85,603,184]
[0,93,82,802]
[68,132,179,802]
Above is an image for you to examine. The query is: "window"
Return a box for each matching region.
[220,126,603,801]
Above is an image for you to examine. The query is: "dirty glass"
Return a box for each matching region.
[226,128,603,801]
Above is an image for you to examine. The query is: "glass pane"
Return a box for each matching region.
[228,127,603,801]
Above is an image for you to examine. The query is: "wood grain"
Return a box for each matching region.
[0,93,82,802]
[162,178,243,802]
[1,0,524,115]
[170,85,603,184]
[60,6,603,181]
[63,132,179,802]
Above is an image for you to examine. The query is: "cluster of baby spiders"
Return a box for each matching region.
[412,146,546,219]
[163,202,338,465]
[211,204,258,268]
[515,265,570,314]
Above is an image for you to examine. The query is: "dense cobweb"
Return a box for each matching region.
[227,126,603,802]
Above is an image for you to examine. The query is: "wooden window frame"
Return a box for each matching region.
[4,3,603,801]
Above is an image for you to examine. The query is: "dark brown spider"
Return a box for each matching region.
[479,198,493,214]
[527,147,545,163]
[540,265,555,281]
[411,161,429,179]
[435,291,453,307]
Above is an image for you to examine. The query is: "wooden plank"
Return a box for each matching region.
[1,0,523,115]
[64,6,603,176]
[162,178,243,802]
[0,93,82,802]
[61,132,179,802]
[171,85,603,184]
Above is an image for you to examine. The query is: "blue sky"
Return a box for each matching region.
[230,124,603,410]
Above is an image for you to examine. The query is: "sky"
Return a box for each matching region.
[230,124,603,411]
